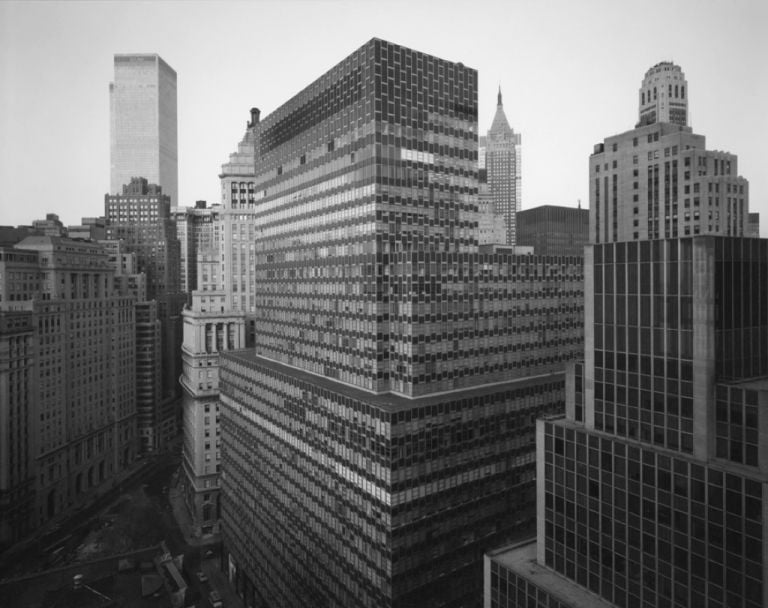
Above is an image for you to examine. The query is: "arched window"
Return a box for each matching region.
[653,87,657,100]
[681,86,685,99]
[642,92,645,105]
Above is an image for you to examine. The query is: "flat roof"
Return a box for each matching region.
[722,377,768,392]
[488,541,616,608]
[223,350,564,414]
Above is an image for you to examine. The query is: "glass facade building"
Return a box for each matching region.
[487,63,766,608]
[110,54,178,206]
[516,206,589,258]
[218,39,585,608]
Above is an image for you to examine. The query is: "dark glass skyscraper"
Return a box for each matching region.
[486,63,766,608]
[219,39,584,608]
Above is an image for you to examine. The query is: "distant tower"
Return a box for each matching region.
[486,87,522,245]
[110,54,178,206]
[637,61,688,127]
[590,61,748,243]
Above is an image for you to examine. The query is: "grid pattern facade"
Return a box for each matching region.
[542,421,764,608]
[221,352,566,608]
[219,39,586,608]
[110,54,178,206]
[488,555,577,608]
[517,206,589,257]
[590,238,768,457]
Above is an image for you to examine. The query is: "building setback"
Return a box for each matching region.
[516,205,589,258]
[590,62,748,244]
[218,39,584,608]
[0,237,136,547]
[110,54,178,206]
[487,63,766,608]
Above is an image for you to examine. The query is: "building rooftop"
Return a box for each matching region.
[223,350,565,413]
[488,540,616,608]
[722,376,768,392]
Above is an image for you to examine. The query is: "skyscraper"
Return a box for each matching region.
[110,54,178,206]
[590,61,748,243]
[218,39,584,608]
[486,63,765,608]
[485,88,522,245]
[171,201,222,295]
[105,177,185,451]
[0,236,136,547]
[178,115,254,537]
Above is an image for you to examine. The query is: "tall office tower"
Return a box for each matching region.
[590,61,748,244]
[219,108,260,316]
[180,284,245,537]
[0,237,136,545]
[516,205,590,257]
[110,54,178,206]
[486,88,522,245]
[105,177,185,450]
[218,39,584,608]
[486,65,766,608]
[177,115,254,537]
[171,201,222,294]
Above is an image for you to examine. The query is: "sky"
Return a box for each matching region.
[1,0,767,232]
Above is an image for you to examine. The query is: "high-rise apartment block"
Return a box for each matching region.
[110,54,178,206]
[105,177,185,451]
[590,62,748,243]
[486,63,765,608]
[0,236,136,547]
[516,205,589,257]
[484,89,522,245]
[218,39,584,608]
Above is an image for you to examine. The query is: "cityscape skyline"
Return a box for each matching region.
[1,0,766,231]
[1,15,766,607]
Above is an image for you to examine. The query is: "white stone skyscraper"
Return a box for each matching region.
[486,87,522,245]
[110,54,178,206]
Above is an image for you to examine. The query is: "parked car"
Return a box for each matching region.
[208,590,223,608]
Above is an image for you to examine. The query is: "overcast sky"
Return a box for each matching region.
[1,0,766,232]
